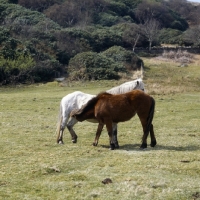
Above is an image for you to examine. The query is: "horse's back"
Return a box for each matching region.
[95,92,136,122]
[95,90,153,122]
[106,78,144,94]
[61,91,95,112]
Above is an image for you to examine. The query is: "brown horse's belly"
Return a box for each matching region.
[112,112,136,123]
[86,119,98,123]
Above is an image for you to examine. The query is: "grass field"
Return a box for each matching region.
[0,56,200,200]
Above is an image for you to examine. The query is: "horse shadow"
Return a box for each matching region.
[100,143,200,152]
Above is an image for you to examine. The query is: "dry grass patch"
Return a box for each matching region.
[142,54,200,95]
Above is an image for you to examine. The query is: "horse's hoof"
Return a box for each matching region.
[72,139,77,143]
[58,140,64,145]
[151,140,157,147]
[93,142,97,146]
[114,143,119,149]
[110,144,115,150]
[140,143,147,149]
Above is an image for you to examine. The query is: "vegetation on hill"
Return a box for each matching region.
[0,0,200,84]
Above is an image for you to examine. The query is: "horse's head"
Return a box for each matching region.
[135,78,145,91]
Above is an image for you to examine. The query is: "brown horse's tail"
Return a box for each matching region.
[56,103,63,142]
[146,97,155,135]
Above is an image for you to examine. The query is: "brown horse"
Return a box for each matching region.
[71,90,156,150]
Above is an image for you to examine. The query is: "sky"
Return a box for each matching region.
[187,0,200,2]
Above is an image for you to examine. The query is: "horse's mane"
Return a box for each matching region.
[106,78,144,94]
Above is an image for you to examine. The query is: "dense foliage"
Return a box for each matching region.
[0,0,200,84]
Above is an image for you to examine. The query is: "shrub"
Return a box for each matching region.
[29,59,63,83]
[95,12,120,27]
[68,51,125,81]
[90,27,123,52]
[0,53,35,84]
[101,46,143,70]
[68,47,143,81]
[158,28,183,45]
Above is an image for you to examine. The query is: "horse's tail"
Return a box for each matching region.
[56,102,63,142]
[146,97,155,134]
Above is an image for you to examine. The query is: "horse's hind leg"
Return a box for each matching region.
[149,124,157,147]
[113,123,119,149]
[67,117,78,143]
[105,121,115,150]
[57,128,64,144]
[138,118,149,149]
[93,123,104,146]
[57,115,70,144]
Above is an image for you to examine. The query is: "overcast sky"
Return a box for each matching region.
[187,0,200,2]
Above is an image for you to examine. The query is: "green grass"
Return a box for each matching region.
[0,58,200,200]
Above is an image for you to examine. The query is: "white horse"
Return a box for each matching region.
[56,78,145,147]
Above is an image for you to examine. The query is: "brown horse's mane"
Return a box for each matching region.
[74,92,112,116]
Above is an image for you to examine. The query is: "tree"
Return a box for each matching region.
[183,25,200,47]
[122,23,142,52]
[141,18,160,51]
[187,5,200,26]
[44,2,81,27]
[135,0,188,31]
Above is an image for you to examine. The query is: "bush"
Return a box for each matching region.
[158,28,183,45]
[68,47,143,81]
[68,51,125,81]
[90,27,123,52]
[95,12,120,27]
[0,53,35,84]
[101,46,143,70]
[29,59,63,83]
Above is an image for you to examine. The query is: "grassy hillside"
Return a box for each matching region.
[143,54,200,94]
[0,57,200,199]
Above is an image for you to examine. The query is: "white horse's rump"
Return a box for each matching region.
[56,78,145,145]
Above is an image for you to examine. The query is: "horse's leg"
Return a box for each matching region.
[93,123,104,146]
[113,123,119,149]
[67,117,78,143]
[57,127,64,144]
[105,121,115,150]
[149,124,157,147]
[57,115,67,144]
[138,99,155,149]
[138,118,149,149]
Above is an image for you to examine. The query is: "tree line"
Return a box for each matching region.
[1,0,200,84]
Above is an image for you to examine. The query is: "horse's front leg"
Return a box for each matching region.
[113,123,119,149]
[93,123,104,146]
[105,121,115,150]
[67,117,78,143]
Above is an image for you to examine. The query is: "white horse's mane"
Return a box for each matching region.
[106,78,144,94]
